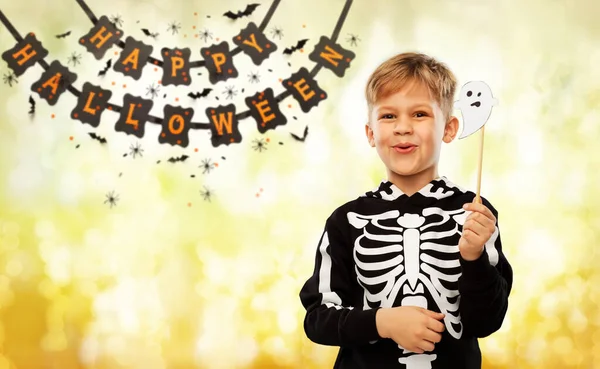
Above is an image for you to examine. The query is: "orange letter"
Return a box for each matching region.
[255,100,275,124]
[293,79,315,101]
[319,45,342,67]
[169,115,185,135]
[242,34,263,53]
[211,53,226,73]
[122,49,140,70]
[90,26,114,49]
[210,112,233,135]
[83,92,97,115]
[12,44,36,66]
[171,56,184,77]
[42,73,62,95]
[125,104,139,130]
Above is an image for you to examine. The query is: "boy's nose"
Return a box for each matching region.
[393,120,413,135]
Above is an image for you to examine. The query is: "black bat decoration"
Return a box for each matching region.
[188,89,212,99]
[98,59,112,76]
[283,39,309,55]
[141,28,159,38]
[88,132,107,144]
[28,95,35,115]
[168,155,189,163]
[56,31,71,39]
[290,126,309,142]
[223,3,260,19]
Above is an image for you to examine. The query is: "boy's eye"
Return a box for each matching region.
[414,112,428,118]
[380,114,395,120]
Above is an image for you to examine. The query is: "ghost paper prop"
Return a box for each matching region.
[454,81,498,139]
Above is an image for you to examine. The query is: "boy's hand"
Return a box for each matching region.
[376,306,445,354]
[459,201,496,261]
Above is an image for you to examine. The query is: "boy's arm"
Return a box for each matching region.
[458,198,513,338]
[299,209,382,347]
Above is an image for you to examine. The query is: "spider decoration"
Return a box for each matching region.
[252,138,268,153]
[129,142,144,159]
[346,33,360,47]
[104,190,119,208]
[223,86,237,100]
[2,72,17,87]
[146,83,161,99]
[109,14,124,28]
[270,26,284,39]
[248,71,261,84]
[167,21,181,35]
[199,28,213,43]
[200,186,213,202]
[67,52,82,66]
[200,158,215,174]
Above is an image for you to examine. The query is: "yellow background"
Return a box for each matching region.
[0,0,599,368]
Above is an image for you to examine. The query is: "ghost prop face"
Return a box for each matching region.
[454,81,498,139]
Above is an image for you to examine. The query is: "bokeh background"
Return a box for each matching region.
[1,0,599,368]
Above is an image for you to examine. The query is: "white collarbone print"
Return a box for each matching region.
[348,178,500,368]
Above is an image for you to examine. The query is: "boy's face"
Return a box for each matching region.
[366,80,458,182]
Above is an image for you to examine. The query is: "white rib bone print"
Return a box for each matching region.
[347,206,499,369]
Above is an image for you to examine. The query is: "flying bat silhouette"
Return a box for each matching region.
[28,95,35,115]
[283,39,309,55]
[55,31,71,39]
[290,126,309,142]
[98,59,112,76]
[223,3,260,19]
[141,28,159,38]
[188,89,212,99]
[168,155,189,163]
[88,132,107,144]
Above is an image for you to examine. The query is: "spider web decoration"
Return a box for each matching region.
[0,0,356,149]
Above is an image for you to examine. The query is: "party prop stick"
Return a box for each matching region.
[454,81,498,204]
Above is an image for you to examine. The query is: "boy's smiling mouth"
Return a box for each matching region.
[393,142,418,154]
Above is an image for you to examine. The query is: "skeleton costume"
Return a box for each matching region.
[299,176,513,369]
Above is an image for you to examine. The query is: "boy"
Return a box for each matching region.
[299,52,513,369]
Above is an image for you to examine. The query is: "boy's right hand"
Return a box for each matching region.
[376,306,445,354]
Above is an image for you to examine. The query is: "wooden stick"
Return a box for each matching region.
[474,125,485,204]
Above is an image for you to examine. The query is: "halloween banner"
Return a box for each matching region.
[0,0,355,148]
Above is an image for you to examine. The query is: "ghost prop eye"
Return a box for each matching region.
[467,90,472,97]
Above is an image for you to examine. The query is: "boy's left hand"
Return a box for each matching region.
[459,201,496,261]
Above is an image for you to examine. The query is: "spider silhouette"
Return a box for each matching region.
[109,14,124,28]
[167,21,181,35]
[129,142,143,159]
[199,28,213,43]
[248,71,261,84]
[346,33,360,47]
[200,158,215,174]
[2,72,17,87]
[104,191,119,208]
[67,52,81,66]
[252,138,268,152]
[146,83,161,99]
[270,26,284,39]
[200,186,213,202]
[223,86,237,100]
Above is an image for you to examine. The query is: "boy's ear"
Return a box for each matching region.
[365,123,375,147]
[443,116,459,143]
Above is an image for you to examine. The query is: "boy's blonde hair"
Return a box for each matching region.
[365,52,457,121]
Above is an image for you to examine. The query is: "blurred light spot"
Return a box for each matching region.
[5,259,22,277]
[277,309,298,334]
[79,336,99,365]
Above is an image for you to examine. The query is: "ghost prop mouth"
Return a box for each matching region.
[470,101,481,107]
